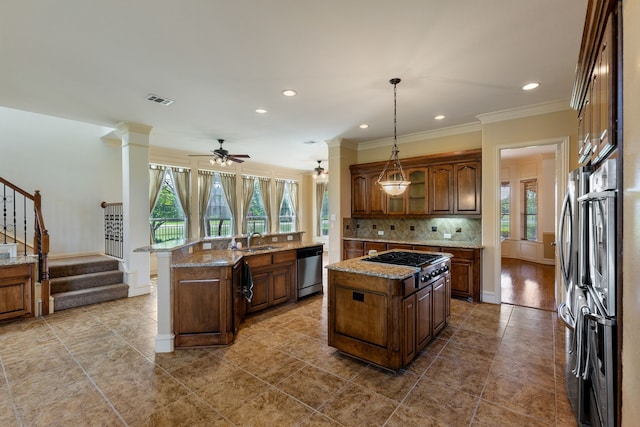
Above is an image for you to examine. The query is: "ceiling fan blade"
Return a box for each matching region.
[227,154,250,158]
[227,156,246,163]
[188,154,217,157]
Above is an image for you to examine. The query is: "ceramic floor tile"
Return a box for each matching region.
[401,376,479,426]
[319,383,398,426]
[0,287,577,426]
[227,387,314,426]
[275,364,346,409]
[351,364,419,402]
[481,370,557,424]
[471,400,551,426]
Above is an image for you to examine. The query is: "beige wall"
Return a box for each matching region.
[622,1,639,424]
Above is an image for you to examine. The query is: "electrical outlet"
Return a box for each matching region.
[287,235,293,241]
[188,246,193,254]
[202,242,212,250]
[443,233,452,239]
[272,237,278,242]
[378,230,385,236]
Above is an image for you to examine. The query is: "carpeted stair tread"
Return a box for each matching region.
[53,283,129,311]
[49,255,119,278]
[50,270,124,293]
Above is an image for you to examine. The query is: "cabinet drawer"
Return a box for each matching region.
[273,250,296,264]
[444,247,475,260]
[244,253,272,268]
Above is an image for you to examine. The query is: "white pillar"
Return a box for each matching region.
[117,122,152,297]
[155,251,174,352]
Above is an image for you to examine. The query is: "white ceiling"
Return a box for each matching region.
[1,1,587,173]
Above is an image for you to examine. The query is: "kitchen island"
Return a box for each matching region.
[326,250,451,371]
[135,235,323,353]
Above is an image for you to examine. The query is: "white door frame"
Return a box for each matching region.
[492,136,569,305]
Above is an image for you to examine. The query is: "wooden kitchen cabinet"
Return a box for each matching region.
[0,263,34,321]
[350,149,481,218]
[447,247,482,302]
[173,265,234,348]
[429,165,453,214]
[571,0,620,167]
[364,241,387,254]
[244,250,296,314]
[432,277,446,335]
[343,240,364,260]
[415,284,433,352]
[232,260,244,334]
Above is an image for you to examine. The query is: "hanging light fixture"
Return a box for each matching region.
[312,160,328,182]
[377,78,410,196]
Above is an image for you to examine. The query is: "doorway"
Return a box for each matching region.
[495,140,568,310]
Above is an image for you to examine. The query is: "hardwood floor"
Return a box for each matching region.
[501,258,556,311]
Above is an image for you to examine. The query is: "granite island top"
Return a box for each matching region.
[326,250,451,280]
[342,236,484,249]
[136,240,325,268]
[0,255,38,267]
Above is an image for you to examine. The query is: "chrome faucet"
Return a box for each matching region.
[247,232,263,249]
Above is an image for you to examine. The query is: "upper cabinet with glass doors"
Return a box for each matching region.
[350,149,481,218]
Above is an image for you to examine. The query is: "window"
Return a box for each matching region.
[205,173,233,237]
[150,170,186,243]
[522,179,538,241]
[500,182,511,239]
[278,184,296,233]
[320,187,329,236]
[246,179,268,233]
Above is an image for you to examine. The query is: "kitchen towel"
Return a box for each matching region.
[242,262,253,302]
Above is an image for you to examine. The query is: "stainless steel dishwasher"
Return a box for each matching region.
[297,246,323,298]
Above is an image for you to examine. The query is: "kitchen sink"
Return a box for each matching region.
[238,245,279,252]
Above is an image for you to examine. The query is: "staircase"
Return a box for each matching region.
[49,255,129,311]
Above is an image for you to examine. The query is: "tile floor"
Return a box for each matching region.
[0,281,577,426]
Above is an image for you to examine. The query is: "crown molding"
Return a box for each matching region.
[476,99,571,124]
[358,122,481,151]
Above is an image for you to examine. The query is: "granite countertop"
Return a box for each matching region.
[326,250,451,280]
[172,241,324,268]
[0,256,38,267]
[342,236,484,249]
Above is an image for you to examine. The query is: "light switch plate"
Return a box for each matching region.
[287,235,294,241]
[443,233,452,239]
[272,237,278,242]
[378,230,385,236]
[202,242,212,250]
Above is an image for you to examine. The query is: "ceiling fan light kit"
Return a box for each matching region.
[188,139,250,166]
[377,78,410,196]
[313,160,328,182]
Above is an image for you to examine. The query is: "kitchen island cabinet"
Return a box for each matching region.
[0,260,35,321]
[327,251,451,371]
[244,249,296,314]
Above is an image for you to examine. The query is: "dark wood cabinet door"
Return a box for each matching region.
[246,271,270,313]
[415,285,432,352]
[432,277,446,335]
[351,174,367,216]
[364,241,387,254]
[429,165,453,214]
[454,162,481,215]
[343,240,364,260]
[232,261,244,334]
[271,267,291,306]
[368,173,386,216]
[402,295,417,365]
[0,263,34,320]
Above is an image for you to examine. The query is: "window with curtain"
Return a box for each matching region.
[320,186,329,236]
[204,172,234,237]
[500,181,511,239]
[246,178,268,234]
[278,183,295,232]
[521,179,538,241]
[150,168,187,243]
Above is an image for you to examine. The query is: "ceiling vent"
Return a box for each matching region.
[146,94,174,106]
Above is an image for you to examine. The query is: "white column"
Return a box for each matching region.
[117,122,152,297]
[155,251,174,352]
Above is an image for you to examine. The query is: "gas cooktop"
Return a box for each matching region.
[364,251,444,268]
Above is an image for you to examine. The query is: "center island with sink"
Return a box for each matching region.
[135,232,323,353]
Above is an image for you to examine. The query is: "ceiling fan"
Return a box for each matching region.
[188,139,250,166]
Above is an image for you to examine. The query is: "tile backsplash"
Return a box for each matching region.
[343,217,481,243]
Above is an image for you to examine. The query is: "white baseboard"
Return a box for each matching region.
[481,291,500,304]
[155,334,175,353]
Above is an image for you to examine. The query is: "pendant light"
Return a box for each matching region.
[377,78,410,196]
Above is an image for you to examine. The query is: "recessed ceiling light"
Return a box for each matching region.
[255,108,267,114]
[359,124,369,129]
[282,89,297,97]
[522,82,540,91]
[434,115,446,120]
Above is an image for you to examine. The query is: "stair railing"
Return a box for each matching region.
[101,201,123,259]
[1,177,50,315]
